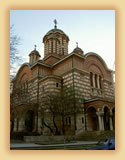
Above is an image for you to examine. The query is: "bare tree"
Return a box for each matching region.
[39,86,84,135]
[10,25,22,93]
[10,25,21,79]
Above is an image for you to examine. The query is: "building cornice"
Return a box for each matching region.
[84,97,115,104]
[39,75,62,83]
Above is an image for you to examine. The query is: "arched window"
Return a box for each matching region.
[55,40,57,53]
[90,72,93,87]
[62,47,64,55]
[82,117,84,124]
[99,75,102,89]
[56,82,59,88]
[48,41,49,54]
[51,40,53,53]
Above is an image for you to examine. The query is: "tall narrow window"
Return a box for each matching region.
[82,117,84,124]
[65,117,71,126]
[56,82,59,88]
[90,72,93,87]
[62,38,64,45]
[61,79,63,87]
[62,47,64,55]
[48,41,49,54]
[99,75,102,89]
[55,40,57,53]
[51,40,53,53]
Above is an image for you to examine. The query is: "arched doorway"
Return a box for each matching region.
[25,110,34,132]
[112,108,115,129]
[86,107,98,131]
[104,107,110,130]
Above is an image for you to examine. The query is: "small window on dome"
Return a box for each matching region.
[56,82,59,88]
[82,117,84,124]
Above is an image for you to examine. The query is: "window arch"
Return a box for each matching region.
[95,74,98,88]
[90,72,93,87]
[90,72,103,89]
[99,75,102,89]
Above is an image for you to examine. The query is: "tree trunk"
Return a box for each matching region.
[53,112,60,135]
[42,119,53,134]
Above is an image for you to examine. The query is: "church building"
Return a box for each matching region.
[10,20,115,136]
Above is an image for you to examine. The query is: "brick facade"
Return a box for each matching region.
[10,23,115,136]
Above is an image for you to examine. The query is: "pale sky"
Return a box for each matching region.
[10,10,115,74]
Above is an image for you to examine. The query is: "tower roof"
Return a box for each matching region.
[29,45,41,57]
[73,47,84,53]
[43,20,69,42]
[73,42,84,54]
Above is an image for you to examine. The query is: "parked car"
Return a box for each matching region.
[87,137,115,150]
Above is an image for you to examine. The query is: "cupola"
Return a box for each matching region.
[43,20,69,58]
[29,45,41,64]
[73,42,84,55]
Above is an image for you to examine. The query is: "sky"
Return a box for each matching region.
[10,10,115,74]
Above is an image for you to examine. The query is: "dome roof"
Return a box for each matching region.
[29,49,41,57]
[47,34,58,39]
[73,47,84,54]
[30,49,39,54]
[43,28,69,42]
[46,28,65,35]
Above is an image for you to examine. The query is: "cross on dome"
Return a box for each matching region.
[34,44,37,50]
[54,19,57,29]
[76,42,78,47]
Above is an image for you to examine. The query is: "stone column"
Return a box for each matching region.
[13,118,17,132]
[18,118,25,131]
[32,114,37,132]
[101,112,104,131]
[109,111,113,130]
[96,112,102,131]
[92,74,95,88]
[97,75,100,89]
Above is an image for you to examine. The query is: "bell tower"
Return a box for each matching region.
[43,20,69,58]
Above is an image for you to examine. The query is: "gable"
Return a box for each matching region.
[83,53,112,81]
[14,64,32,87]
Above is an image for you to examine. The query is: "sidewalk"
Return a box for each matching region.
[10,141,97,149]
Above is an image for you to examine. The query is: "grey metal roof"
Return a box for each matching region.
[44,28,69,40]
[46,28,65,35]
[30,49,40,54]
[73,47,84,53]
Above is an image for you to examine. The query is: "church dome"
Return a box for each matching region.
[30,49,40,55]
[73,43,84,55]
[46,28,65,35]
[43,20,69,42]
[43,20,69,57]
[29,45,41,57]
[29,45,41,65]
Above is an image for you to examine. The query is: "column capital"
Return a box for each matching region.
[109,110,113,116]
[96,111,104,116]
